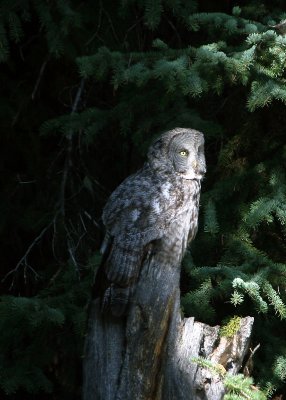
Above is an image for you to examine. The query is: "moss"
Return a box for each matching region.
[219,316,242,338]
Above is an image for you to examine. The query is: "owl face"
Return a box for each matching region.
[168,131,206,180]
[147,128,206,180]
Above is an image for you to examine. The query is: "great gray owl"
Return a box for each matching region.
[96,127,206,317]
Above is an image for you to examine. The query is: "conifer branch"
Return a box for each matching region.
[123,17,144,47]
[60,78,85,217]
[163,15,182,46]
[101,2,120,45]
[31,55,50,100]
[83,210,101,229]
[85,4,103,46]
[243,344,260,377]
[2,218,55,288]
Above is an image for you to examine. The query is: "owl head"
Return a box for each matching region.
[148,128,206,180]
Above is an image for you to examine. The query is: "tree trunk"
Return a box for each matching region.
[83,254,254,400]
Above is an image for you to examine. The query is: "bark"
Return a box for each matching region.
[83,255,254,400]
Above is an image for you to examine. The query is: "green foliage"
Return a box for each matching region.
[0,261,96,396]
[273,356,286,383]
[224,374,266,400]
[1,0,286,398]
[192,356,227,378]
[182,277,216,322]
[192,357,267,400]
[0,296,62,394]
[220,316,241,338]
[204,200,219,235]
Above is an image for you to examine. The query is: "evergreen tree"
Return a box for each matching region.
[1,0,286,398]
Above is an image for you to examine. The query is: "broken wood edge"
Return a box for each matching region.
[176,316,254,399]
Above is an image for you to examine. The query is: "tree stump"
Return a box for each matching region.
[82,254,254,400]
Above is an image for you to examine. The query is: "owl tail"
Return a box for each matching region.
[101,283,135,317]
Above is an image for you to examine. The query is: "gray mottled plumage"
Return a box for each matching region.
[99,127,206,316]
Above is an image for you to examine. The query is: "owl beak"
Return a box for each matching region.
[196,165,206,179]
[193,161,206,174]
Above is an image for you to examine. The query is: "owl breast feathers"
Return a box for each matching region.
[97,127,206,317]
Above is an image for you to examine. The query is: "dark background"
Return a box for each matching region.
[1,0,286,398]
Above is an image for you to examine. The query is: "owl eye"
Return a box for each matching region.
[179,149,189,157]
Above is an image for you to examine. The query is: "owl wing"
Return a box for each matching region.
[101,167,184,287]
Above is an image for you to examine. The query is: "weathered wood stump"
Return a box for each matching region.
[83,254,254,400]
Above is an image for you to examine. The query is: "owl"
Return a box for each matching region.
[96,127,206,317]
